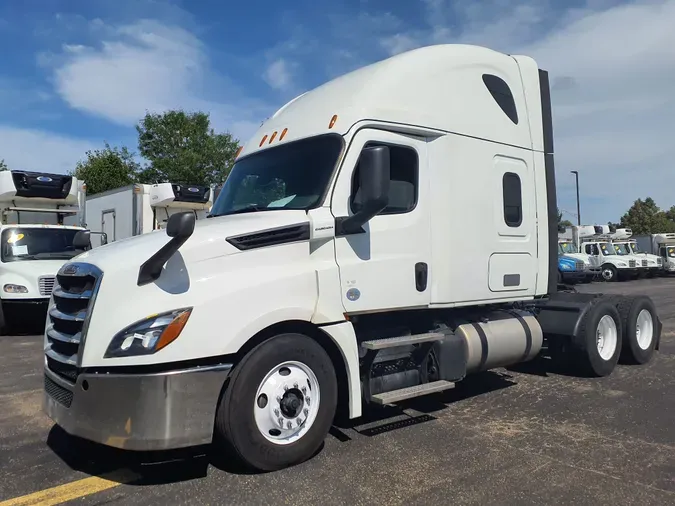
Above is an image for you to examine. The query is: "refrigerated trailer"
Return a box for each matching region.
[635,233,675,274]
[0,170,86,334]
[43,44,662,472]
[85,183,213,247]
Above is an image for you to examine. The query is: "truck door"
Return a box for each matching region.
[331,129,431,313]
[101,209,116,245]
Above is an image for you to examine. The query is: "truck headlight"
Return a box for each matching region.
[104,308,192,358]
[616,262,627,267]
[4,284,28,294]
[561,264,571,270]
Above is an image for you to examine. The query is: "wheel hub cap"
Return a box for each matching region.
[596,314,618,360]
[254,361,320,445]
[636,309,654,350]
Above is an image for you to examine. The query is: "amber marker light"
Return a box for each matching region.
[259,135,268,147]
[269,131,278,143]
[155,309,192,352]
[328,115,338,129]
[279,128,288,140]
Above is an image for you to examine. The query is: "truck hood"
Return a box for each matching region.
[0,259,68,299]
[73,210,311,273]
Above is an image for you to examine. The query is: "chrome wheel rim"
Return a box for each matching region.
[253,361,320,445]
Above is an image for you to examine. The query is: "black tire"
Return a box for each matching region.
[615,296,659,365]
[214,333,337,472]
[573,300,622,377]
[600,264,617,282]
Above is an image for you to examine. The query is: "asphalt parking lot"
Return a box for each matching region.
[1,278,673,505]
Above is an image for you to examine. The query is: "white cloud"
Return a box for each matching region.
[263,58,293,91]
[45,19,270,143]
[0,126,94,174]
[326,0,675,223]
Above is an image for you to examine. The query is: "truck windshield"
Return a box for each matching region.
[1,228,82,263]
[211,134,344,217]
[668,247,675,258]
[559,242,576,254]
[628,243,643,254]
[616,243,632,254]
[599,242,620,256]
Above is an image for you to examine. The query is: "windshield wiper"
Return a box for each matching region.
[219,205,271,216]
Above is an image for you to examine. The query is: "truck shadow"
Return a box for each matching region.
[45,370,516,480]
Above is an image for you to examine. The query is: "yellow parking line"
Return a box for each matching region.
[0,469,139,506]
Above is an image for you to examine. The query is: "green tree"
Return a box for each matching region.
[557,208,573,229]
[71,142,141,196]
[0,159,8,171]
[619,197,675,235]
[136,110,240,186]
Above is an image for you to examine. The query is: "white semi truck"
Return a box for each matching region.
[85,183,213,247]
[635,233,675,274]
[610,228,663,277]
[42,44,662,472]
[0,170,86,334]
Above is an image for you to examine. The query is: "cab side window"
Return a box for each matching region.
[585,244,599,255]
[350,143,418,215]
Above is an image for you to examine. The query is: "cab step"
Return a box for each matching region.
[361,332,445,350]
[370,380,455,405]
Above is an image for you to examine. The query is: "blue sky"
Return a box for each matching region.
[1,0,674,225]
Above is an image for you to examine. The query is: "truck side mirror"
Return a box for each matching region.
[167,211,196,239]
[336,145,390,235]
[137,211,196,286]
[72,230,91,250]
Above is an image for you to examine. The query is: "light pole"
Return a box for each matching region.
[570,170,581,226]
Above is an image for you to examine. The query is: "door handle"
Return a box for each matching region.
[415,262,428,292]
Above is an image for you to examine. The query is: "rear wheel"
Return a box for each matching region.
[573,300,622,377]
[214,333,337,471]
[615,296,658,364]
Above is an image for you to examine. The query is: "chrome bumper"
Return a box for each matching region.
[43,361,232,451]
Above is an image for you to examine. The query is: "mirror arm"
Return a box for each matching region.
[137,235,189,286]
[335,215,366,236]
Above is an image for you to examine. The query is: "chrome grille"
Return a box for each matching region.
[575,261,584,270]
[44,263,103,382]
[629,260,636,268]
[38,276,55,296]
[641,259,648,267]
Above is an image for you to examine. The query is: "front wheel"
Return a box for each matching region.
[214,333,337,471]
[601,264,618,282]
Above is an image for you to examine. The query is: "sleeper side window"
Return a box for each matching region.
[350,143,418,215]
[502,172,522,227]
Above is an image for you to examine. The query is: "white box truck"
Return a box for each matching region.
[85,183,213,247]
[42,44,662,472]
[610,228,663,277]
[0,170,86,334]
[635,233,675,274]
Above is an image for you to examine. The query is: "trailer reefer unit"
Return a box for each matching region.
[43,44,662,472]
[85,183,213,247]
[0,170,86,334]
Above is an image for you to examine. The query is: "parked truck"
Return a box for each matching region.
[558,226,601,281]
[557,246,589,284]
[610,228,663,277]
[576,226,646,282]
[85,183,213,247]
[0,170,86,334]
[42,44,662,472]
[635,233,675,275]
